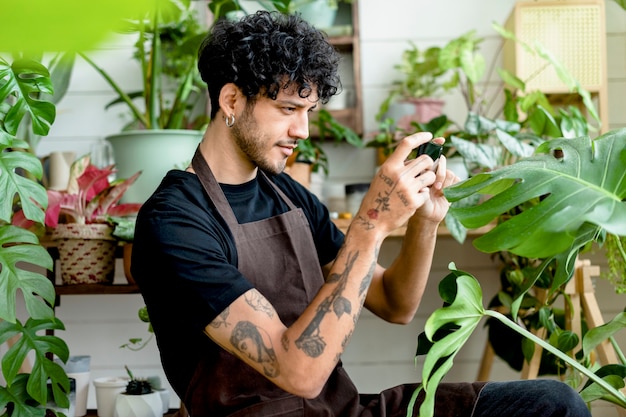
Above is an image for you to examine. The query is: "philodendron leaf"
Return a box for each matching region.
[450,135,501,170]
[415,264,485,417]
[580,375,626,404]
[579,365,626,404]
[444,129,626,259]
[0,225,55,323]
[583,312,626,357]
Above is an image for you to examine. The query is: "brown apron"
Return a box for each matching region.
[187,149,485,417]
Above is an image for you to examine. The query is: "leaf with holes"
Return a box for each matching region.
[0,225,54,323]
[445,129,626,259]
[0,139,47,225]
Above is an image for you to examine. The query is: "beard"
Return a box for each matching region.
[230,104,288,175]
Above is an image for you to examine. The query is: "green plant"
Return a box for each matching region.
[79,0,209,131]
[411,130,626,417]
[439,23,600,234]
[298,109,364,175]
[209,0,352,18]
[124,366,153,395]
[377,43,452,121]
[0,54,71,415]
[110,216,137,243]
[441,24,599,133]
[44,155,142,227]
[120,306,154,352]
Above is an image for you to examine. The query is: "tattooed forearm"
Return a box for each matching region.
[209,307,231,328]
[230,321,280,378]
[245,290,275,318]
[359,260,376,296]
[354,215,375,230]
[295,251,359,357]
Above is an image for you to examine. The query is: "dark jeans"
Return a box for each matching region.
[362,379,590,417]
[473,380,591,417]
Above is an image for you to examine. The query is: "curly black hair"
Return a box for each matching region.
[198,11,342,118]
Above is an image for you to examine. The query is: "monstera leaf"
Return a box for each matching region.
[0,137,48,225]
[0,225,55,323]
[0,58,55,137]
[0,318,69,408]
[445,129,626,259]
[411,264,626,417]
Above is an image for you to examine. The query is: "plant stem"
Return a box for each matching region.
[610,336,626,365]
[485,309,626,408]
[78,52,149,128]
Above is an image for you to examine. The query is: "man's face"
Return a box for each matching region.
[230,87,319,175]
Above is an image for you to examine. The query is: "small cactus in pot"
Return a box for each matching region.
[123,366,153,395]
[114,366,162,417]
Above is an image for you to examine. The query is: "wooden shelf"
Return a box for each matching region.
[54,283,139,295]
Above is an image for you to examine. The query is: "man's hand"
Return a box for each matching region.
[412,152,460,225]
[351,132,449,237]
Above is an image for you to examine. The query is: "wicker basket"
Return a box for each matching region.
[53,223,117,285]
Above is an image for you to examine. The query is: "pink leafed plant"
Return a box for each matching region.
[45,154,142,227]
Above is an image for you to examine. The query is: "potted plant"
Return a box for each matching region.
[429,20,614,369]
[79,0,209,203]
[45,155,142,285]
[210,0,352,25]
[411,128,626,417]
[377,41,454,132]
[113,366,162,417]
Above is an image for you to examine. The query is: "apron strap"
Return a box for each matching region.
[191,146,299,224]
[191,147,239,226]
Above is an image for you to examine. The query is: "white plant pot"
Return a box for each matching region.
[114,391,162,417]
[93,377,129,417]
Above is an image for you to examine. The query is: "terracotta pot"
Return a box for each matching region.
[384,98,445,132]
[52,223,117,285]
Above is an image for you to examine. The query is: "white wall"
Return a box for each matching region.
[8,0,626,414]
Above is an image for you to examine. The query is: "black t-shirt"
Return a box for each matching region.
[131,169,344,397]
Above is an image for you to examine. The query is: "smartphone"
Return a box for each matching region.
[410,141,443,169]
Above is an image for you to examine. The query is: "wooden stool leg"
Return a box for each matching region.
[520,288,549,380]
[520,326,546,380]
[476,340,495,381]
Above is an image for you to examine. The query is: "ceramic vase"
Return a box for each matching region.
[106,129,202,204]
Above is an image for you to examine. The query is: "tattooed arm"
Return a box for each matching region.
[204,230,380,398]
[203,132,454,398]
[362,133,460,323]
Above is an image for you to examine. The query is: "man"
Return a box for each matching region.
[132,10,591,417]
